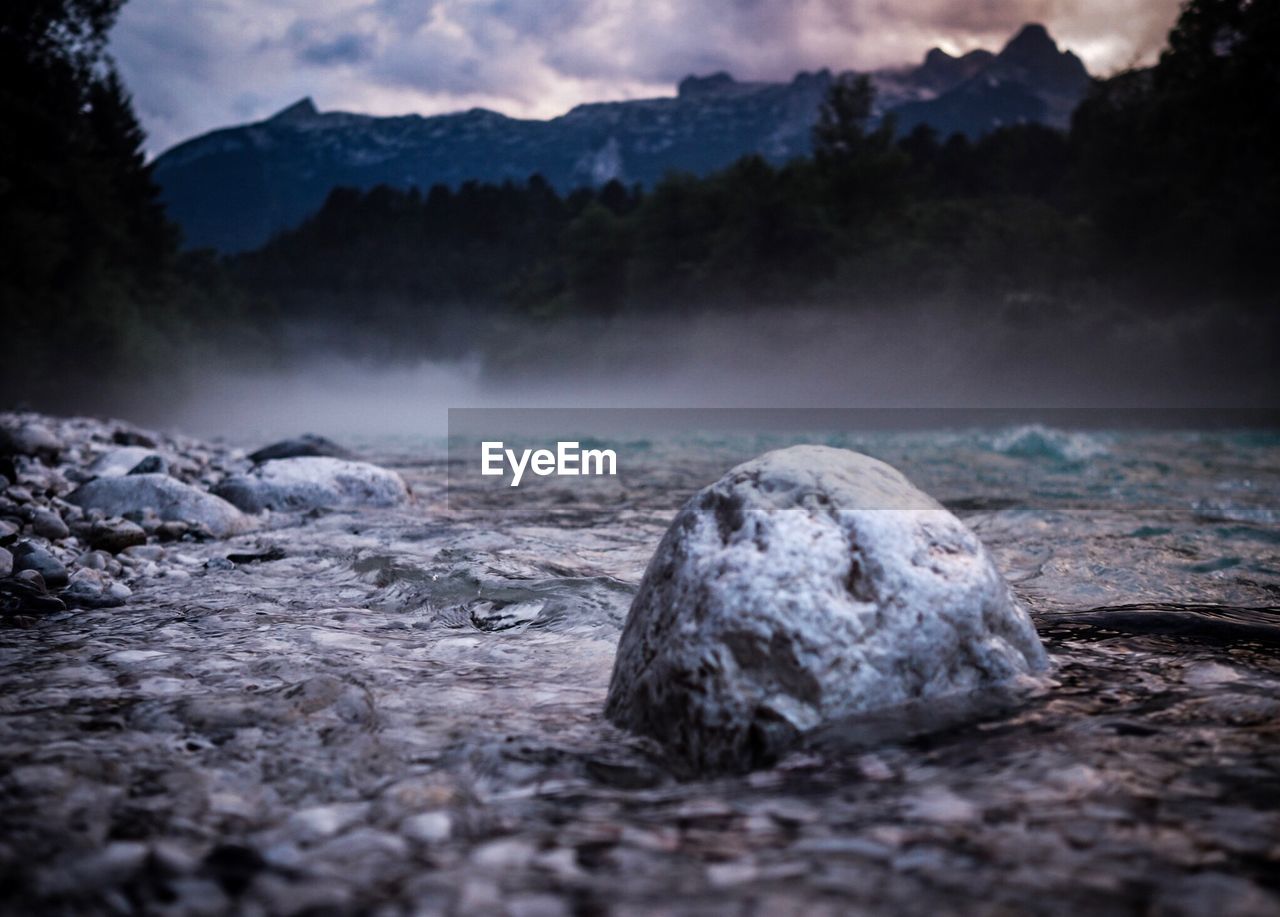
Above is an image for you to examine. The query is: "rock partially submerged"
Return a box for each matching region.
[213,457,408,513]
[605,445,1047,772]
[69,474,250,538]
[0,573,66,615]
[63,568,131,608]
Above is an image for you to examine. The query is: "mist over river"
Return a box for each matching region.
[1,409,1277,914]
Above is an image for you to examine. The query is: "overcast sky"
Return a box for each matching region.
[111,0,1183,156]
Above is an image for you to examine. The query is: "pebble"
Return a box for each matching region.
[63,568,129,608]
[0,421,60,461]
[287,803,371,843]
[89,518,148,554]
[470,838,536,870]
[11,541,68,589]
[122,544,166,562]
[29,509,69,540]
[248,434,352,463]
[905,787,979,824]
[155,520,189,542]
[401,811,452,844]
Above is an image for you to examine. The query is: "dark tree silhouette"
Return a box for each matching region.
[0,0,194,404]
[1071,0,1279,305]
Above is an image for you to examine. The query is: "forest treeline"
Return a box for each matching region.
[235,0,1278,353]
[2,0,1277,401]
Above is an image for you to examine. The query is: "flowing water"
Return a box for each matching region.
[1,424,1278,915]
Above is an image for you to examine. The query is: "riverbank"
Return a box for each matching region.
[1,412,1277,915]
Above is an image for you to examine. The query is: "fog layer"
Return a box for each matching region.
[106,303,1276,442]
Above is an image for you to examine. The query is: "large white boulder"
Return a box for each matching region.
[605,445,1047,772]
[69,474,251,538]
[212,457,408,513]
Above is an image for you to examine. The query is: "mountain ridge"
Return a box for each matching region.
[154,23,1091,252]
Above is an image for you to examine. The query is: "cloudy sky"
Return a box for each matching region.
[111,0,1183,156]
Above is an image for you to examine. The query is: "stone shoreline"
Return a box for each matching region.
[1,413,1277,916]
[1,412,408,622]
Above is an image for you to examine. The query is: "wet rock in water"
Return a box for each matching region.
[605,445,1048,772]
[0,546,11,576]
[248,433,352,464]
[213,457,408,513]
[0,574,66,615]
[0,421,60,462]
[89,518,148,554]
[469,598,546,632]
[63,568,130,608]
[226,546,286,564]
[28,509,69,541]
[68,474,250,538]
[0,519,18,544]
[11,541,69,589]
[87,447,162,479]
[128,454,169,475]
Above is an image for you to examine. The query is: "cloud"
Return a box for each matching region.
[290,27,377,67]
[110,0,1183,156]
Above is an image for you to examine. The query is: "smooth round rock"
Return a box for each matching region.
[154,521,189,542]
[605,445,1048,772]
[248,434,352,464]
[68,475,250,538]
[89,518,148,554]
[0,422,60,461]
[29,509,70,541]
[11,541,69,590]
[64,568,128,608]
[212,457,408,513]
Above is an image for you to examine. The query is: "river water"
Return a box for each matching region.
[1,423,1277,915]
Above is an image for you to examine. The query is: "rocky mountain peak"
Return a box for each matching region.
[917,46,996,90]
[991,23,1089,95]
[1001,23,1058,60]
[677,72,737,98]
[269,97,320,124]
[925,47,952,64]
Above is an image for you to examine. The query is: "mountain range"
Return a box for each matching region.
[153,23,1090,253]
